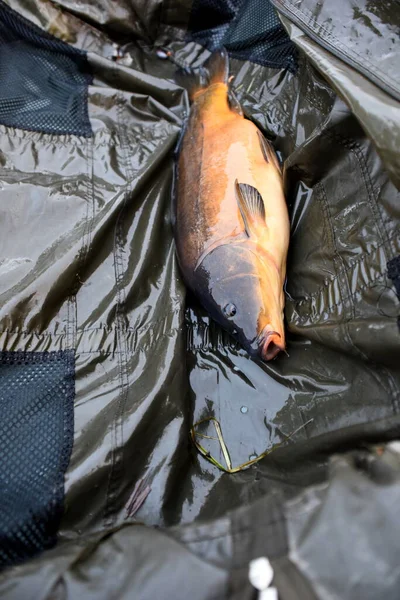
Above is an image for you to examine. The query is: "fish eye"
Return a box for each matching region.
[223,303,237,318]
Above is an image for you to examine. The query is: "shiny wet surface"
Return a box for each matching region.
[0,0,398,545]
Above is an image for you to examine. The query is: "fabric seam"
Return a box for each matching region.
[273,0,399,97]
[103,96,132,528]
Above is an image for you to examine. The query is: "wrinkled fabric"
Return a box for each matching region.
[286,448,400,600]
[272,0,400,189]
[0,0,399,597]
[271,0,400,101]
[0,524,230,600]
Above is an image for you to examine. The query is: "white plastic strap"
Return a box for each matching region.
[249,556,279,600]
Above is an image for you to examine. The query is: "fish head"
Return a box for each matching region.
[194,242,286,361]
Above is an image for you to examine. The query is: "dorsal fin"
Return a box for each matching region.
[228,88,243,116]
[257,130,281,171]
[235,180,266,238]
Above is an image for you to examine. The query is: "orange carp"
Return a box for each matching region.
[174,49,290,361]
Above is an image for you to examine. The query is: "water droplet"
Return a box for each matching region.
[249,454,257,461]
[240,406,248,414]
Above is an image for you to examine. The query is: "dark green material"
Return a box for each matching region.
[0,0,399,597]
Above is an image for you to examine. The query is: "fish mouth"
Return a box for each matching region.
[258,328,285,361]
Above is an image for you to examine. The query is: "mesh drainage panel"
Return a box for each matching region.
[0,351,75,568]
[188,0,297,71]
[0,0,92,136]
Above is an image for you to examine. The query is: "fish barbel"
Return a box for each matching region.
[174,49,290,361]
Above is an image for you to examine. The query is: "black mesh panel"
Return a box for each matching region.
[188,0,297,71]
[0,351,75,568]
[0,1,92,136]
[388,257,400,300]
[388,256,400,331]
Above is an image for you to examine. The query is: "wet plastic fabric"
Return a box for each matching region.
[0,0,399,597]
[3,446,400,600]
[285,446,400,600]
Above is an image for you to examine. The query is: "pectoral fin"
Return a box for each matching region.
[235,180,266,238]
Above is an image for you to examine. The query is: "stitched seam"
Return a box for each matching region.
[293,230,399,305]
[292,242,390,304]
[319,180,355,317]
[0,309,183,337]
[323,128,391,257]
[67,136,93,350]
[103,96,132,528]
[314,182,336,263]
[103,98,125,528]
[317,134,389,360]
[295,270,387,316]
[65,139,89,351]
[318,181,367,362]
[0,125,174,147]
[73,136,95,349]
[279,0,399,89]
[0,333,182,356]
[180,517,286,546]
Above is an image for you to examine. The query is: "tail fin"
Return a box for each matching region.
[177,48,229,101]
[204,48,229,86]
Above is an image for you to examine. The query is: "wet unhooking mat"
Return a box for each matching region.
[0,0,399,598]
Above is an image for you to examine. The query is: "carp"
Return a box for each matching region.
[174,49,290,361]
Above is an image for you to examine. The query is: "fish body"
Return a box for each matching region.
[175,49,290,361]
